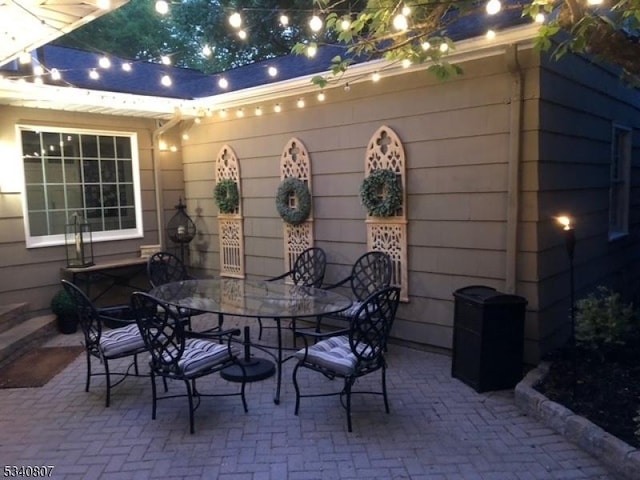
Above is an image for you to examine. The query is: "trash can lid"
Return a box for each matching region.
[453,285,527,305]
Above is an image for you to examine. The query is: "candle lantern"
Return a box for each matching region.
[65,212,94,268]
[167,197,196,262]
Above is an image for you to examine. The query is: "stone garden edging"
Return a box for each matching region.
[514,362,640,480]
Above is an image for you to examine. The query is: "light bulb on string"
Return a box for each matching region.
[194,117,201,124]
[161,56,171,65]
[99,56,111,69]
[297,98,305,108]
[155,0,169,14]
[50,68,61,81]
[202,45,212,57]
[439,43,449,53]
[393,13,408,31]
[161,75,172,86]
[236,108,244,118]
[402,59,411,68]
[317,91,325,102]
[19,51,31,64]
[340,18,351,30]
[255,106,263,116]
[89,69,100,80]
[486,0,501,15]
[238,29,247,40]
[401,5,411,16]
[279,14,289,26]
[121,62,132,72]
[587,0,603,4]
[97,0,110,9]
[372,72,381,82]
[229,12,242,28]
[309,15,323,32]
[421,41,431,50]
[534,12,545,23]
[218,77,229,89]
[219,109,227,118]
[274,104,282,113]
[33,65,44,76]
[306,44,317,58]
[486,29,496,40]
[268,66,278,77]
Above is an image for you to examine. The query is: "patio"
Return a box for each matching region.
[0,313,619,479]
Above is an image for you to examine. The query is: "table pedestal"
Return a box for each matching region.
[221,326,275,382]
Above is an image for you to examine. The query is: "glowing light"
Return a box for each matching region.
[274,104,282,113]
[99,56,111,69]
[309,15,323,32]
[194,117,201,124]
[317,91,325,102]
[402,5,411,16]
[421,41,431,50]
[486,29,496,40]
[33,65,44,76]
[182,133,189,140]
[393,14,408,31]
[33,77,43,85]
[229,12,242,28]
[97,0,110,9]
[279,14,289,26]
[306,44,317,58]
[439,43,449,53]
[268,66,278,77]
[340,18,351,31]
[155,0,168,14]
[402,59,411,68]
[161,75,172,86]
[50,68,61,81]
[122,62,132,72]
[170,145,178,152]
[236,108,244,118]
[556,216,573,230]
[219,109,227,118]
[255,106,263,116]
[297,98,305,108]
[344,82,351,92]
[218,77,229,89]
[89,69,100,80]
[161,56,171,65]
[534,13,545,23]
[486,0,502,15]
[372,72,381,82]
[19,52,31,64]
[238,29,247,40]
[202,45,212,57]
[587,0,603,4]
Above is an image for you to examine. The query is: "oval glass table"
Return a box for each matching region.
[149,278,352,404]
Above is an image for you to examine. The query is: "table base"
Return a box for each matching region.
[221,357,275,383]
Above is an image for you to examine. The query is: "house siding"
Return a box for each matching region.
[181,50,545,361]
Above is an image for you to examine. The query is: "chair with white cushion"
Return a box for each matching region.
[292,286,400,432]
[131,291,248,434]
[61,279,147,407]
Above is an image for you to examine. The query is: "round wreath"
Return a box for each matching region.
[275,177,311,225]
[360,169,403,217]
[214,179,239,214]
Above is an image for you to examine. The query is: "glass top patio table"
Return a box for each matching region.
[149,277,352,404]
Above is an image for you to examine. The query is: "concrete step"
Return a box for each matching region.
[0,314,57,366]
[0,303,29,335]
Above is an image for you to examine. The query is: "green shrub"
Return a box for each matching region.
[50,289,76,317]
[575,286,636,350]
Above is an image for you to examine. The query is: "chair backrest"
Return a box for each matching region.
[131,291,186,372]
[350,251,393,302]
[349,286,401,363]
[147,251,189,288]
[61,279,103,351]
[291,247,326,287]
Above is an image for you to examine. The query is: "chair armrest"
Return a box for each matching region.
[98,304,136,328]
[323,275,351,290]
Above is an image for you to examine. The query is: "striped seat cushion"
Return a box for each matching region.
[332,301,363,319]
[175,339,232,376]
[295,335,358,376]
[99,323,146,357]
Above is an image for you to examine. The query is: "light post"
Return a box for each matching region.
[556,215,576,348]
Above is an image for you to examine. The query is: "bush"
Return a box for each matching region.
[575,286,637,352]
[50,289,76,317]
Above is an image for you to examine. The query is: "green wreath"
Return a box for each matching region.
[360,169,403,217]
[214,179,239,214]
[276,177,311,225]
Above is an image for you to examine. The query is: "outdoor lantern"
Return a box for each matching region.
[167,197,196,262]
[65,212,94,268]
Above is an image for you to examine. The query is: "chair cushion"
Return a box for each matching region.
[295,335,357,376]
[99,323,146,358]
[176,339,232,376]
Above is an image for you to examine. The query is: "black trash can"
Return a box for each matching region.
[451,285,527,393]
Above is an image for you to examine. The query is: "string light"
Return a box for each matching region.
[194,117,201,124]
[486,29,496,40]
[421,41,431,50]
[170,145,178,152]
[229,12,242,28]
[402,59,411,68]
[309,15,323,32]
[317,91,325,101]
[219,109,227,118]
[161,75,172,86]
[274,104,282,113]
[155,0,169,15]
[486,0,502,15]
[439,43,449,53]
[89,69,100,80]
[268,66,278,77]
[534,13,545,23]
[202,45,213,57]
[279,14,289,26]
[161,56,171,65]
[393,14,408,31]
[401,5,411,16]
[344,82,351,92]
[587,0,603,4]
[372,72,381,82]
[306,44,317,58]
[19,52,31,64]
[50,68,61,81]
[297,98,305,108]
[33,65,44,76]
[238,30,247,40]
[97,0,110,9]
[218,77,229,89]
[121,62,132,72]
[182,132,189,140]
[236,108,244,117]
[99,56,111,69]
[255,106,262,115]
[158,140,168,151]
[340,18,351,31]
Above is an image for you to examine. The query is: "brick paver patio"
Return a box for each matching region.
[0,314,620,479]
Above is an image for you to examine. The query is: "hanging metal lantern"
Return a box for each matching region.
[65,212,94,268]
[167,197,196,261]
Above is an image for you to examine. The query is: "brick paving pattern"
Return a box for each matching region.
[0,314,621,479]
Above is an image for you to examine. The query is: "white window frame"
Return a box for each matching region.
[609,124,632,241]
[17,124,144,248]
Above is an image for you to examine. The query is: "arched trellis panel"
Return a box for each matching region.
[365,126,409,301]
[280,137,314,278]
[215,145,245,278]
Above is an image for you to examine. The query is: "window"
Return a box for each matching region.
[609,125,632,240]
[19,126,143,248]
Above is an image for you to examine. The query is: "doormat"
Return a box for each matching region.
[0,346,84,389]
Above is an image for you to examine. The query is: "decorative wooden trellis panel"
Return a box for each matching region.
[215,145,245,278]
[365,126,409,301]
[280,137,314,280]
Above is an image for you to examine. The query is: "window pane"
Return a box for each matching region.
[85,185,102,208]
[102,184,118,207]
[29,212,48,236]
[42,132,61,157]
[99,136,116,158]
[119,184,134,206]
[120,208,136,228]
[81,135,98,158]
[24,157,43,183]
[104,209,120,230]
[115,137,131,158]
[83,159,100,183]
[101,159,117,182]
[46,184,65,210]
[26,185,45,210]
[117,159,133,182]
[44,158,63,183]
[22,130,41,157]
[66,185,84,209]
[49,211,67,235]
[64,159,81,183]
[61,134,81,158]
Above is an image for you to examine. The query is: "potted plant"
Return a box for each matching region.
[50,289,78,334]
